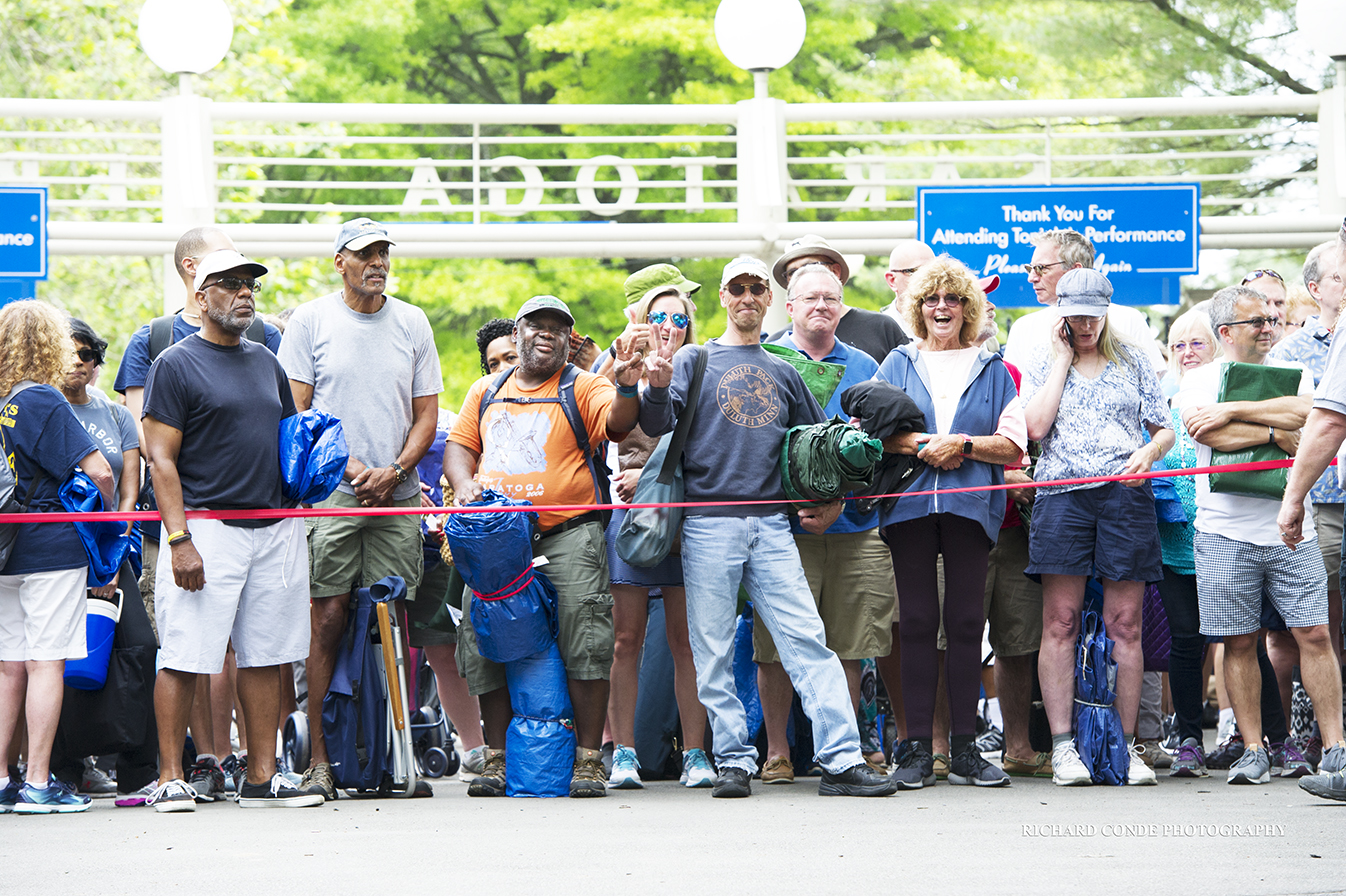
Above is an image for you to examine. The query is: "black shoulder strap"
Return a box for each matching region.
[148,313,176,363]
[477,366,517,422]
[657,346,709,485]
[556,365,610,511]
[244,316,266,345]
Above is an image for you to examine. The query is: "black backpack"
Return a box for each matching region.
[477,364,611,530]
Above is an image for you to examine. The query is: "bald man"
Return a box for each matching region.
[882,240,937,334]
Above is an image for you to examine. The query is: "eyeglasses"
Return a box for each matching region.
[889,267,920,276]
[1021,261,1065,276]
[647,311,690,329]
[75,348,102,365]
[204,276,261,293]
[920,294,968,307]
[1241,269,1283,285]
[1169,339,1209,353]
[795,294,841,307]
[727,282,768,297]
[1222,316,1278,330]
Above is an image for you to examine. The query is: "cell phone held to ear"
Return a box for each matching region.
[1062,318,1073,343]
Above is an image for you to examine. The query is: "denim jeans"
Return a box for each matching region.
[679,513,864,774]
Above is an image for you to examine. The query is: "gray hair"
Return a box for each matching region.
[1029,228,1095,269]
[1210,285,1267,330]
[1304,240,1337,289]
[786,263,844,302]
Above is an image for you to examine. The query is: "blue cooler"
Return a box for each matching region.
[64,591,121,691]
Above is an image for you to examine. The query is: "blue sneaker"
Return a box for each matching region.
[13,776,91,814]
[0,777,21,813]
[682,748,715,788]
[608,745,643,789]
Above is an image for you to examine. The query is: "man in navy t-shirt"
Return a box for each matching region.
[141,249,320,812]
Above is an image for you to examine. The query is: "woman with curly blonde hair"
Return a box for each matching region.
[0,300,113,814]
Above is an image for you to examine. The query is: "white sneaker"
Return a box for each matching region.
[682,748,715,788]
[1126,743,1158,785]
[1051,740,1093,786]
[608,745,643,789]
[461,745,487,777]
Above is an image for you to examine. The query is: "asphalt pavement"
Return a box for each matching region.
[7,762,1344,896]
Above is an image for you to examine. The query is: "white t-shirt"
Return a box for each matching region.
[1175,358,1315,546]
[1004,304,1164,374]
[921,346,980,435]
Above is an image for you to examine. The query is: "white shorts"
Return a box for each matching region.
[0,567,88,662]
[155,517,310,673]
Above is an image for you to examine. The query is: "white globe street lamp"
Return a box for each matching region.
[715,0,807,99]
[138,0,234,90]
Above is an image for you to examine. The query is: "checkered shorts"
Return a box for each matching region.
[1194,530,1329,637]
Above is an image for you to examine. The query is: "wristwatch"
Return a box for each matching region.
[961,435,974,456]
[390,462,408,484]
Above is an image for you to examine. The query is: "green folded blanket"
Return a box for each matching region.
[1208,361,1302,500]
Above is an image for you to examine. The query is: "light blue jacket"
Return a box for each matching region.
[875,344,1019,542]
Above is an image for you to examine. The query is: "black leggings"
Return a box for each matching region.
[886,514,991,739]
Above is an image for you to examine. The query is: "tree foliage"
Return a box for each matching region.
[2,0,1334,408]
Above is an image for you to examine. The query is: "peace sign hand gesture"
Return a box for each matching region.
[644,332,678,389]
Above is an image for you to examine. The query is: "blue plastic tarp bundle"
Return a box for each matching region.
[322,576,405,792]
[59,470,132,587]
[279,409,349,504]
[504,643,576,798]
[445,490,557,663]
[1074,609,1129,785]
[731,605,763,741]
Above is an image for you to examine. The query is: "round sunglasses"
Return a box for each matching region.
[647,311,689,329]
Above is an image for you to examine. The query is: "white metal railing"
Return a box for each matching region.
[0,92,1339,259]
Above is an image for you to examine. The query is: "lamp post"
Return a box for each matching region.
[715,0,806,330]
[714,0,807,100]
[1298,0,1346,215]
[138,0,234,311]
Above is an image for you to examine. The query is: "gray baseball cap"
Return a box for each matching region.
[1055,268,1112,317]
[334,217,395,253]
[515,295,575,326]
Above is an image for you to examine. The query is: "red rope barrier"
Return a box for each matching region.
[1,455,1327,524]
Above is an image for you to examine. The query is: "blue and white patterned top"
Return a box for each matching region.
[1022,344,1171,496]
[1269,316,1343,504]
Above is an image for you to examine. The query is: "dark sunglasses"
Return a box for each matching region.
[204,276,261,293]
[920,294,968,307]
[75,348,103,365]
[1241,269,1283,285]
[647,311,689,329]
[726,282,768,297]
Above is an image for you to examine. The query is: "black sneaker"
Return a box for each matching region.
[889,739,935,790]
[948,744,1011,787]
[237,774,325,808]
[711,766,751,798]
[1206,730,1245,770]
[818,763,898,797]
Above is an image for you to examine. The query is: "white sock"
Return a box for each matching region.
[984,697,1003,731]
[1218,707,1235,731]
[0,775,8,789]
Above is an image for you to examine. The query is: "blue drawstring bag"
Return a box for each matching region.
[446,490,558,663]
[444,489,537,594]
[279,410,349,504]
[471,566,559,665]
[1074,609,1130,785]
[504,643,575,797]
[58,470,131,588]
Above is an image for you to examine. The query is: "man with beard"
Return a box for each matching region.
[445,295,646,798]
[640,256,898,799]
[141,250,321,811]
[278,218,443,800]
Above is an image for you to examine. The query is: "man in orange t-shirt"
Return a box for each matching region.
[445,294,664,797]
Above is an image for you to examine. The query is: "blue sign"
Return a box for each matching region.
[0,186,47,280]
[916,183,1200,307]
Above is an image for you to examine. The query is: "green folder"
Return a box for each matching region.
[1208,361,1303,500]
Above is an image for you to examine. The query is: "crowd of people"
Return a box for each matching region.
[3,214,1346,814]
